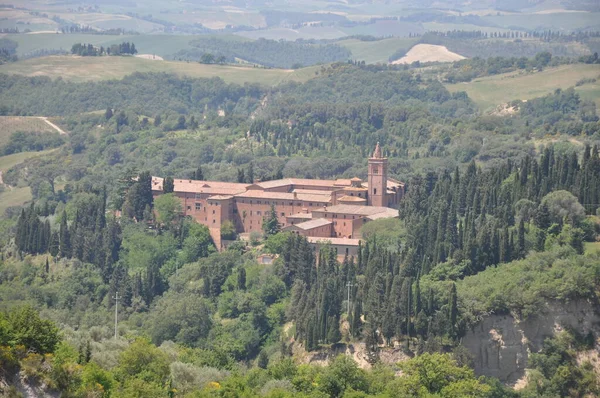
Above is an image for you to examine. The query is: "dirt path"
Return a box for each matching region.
[39,117,67,135]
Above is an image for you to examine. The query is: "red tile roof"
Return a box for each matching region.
[307,237,361,246]
[290,218,332,230]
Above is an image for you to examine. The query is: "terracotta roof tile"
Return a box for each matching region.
[235,190,331,203]
[152,177,249,194]
[292,219,332,230]
[313,204,396,216]
[338,195,367,202]
[288,212,313,219]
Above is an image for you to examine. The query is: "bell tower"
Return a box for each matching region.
[368,142,388,207]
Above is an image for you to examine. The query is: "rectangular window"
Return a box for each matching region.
[195,203,201,211]
[281,212,285,217]
[257,211,262,216]
[187,206,191,210]
[212,210,215,214]
[195,193,201,199]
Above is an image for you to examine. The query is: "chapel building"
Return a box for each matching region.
[152,143,404,252]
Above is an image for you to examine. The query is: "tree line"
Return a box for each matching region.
[71,42,137,56]
[398,145,600,280]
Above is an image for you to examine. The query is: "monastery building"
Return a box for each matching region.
[152,144,403,254]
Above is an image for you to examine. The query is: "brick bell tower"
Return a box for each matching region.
[368,142,388,207]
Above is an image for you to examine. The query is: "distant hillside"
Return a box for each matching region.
[171,37,351,69]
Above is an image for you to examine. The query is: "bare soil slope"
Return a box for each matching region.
[392,44,466,64]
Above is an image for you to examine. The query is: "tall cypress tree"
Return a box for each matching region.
[59,210,70,258]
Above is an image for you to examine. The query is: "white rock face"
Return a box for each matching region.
[462,300,600,385]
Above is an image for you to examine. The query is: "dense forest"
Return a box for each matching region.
[0,48,600,396]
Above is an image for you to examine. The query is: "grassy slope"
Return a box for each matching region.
[585,242,600,255]
[0,149,56,214]
[0,55,321,85]
[338,37,417,64]
[482,12,600,31]
[0,187,32,216]
[446,64,600,110]
[0,116,56,147]
[0,150,56,172]
[6,33,250,59]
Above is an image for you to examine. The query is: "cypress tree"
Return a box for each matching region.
[195,167,204,180]
[59,210,70,258]
[517,219,526,258]
[351,299,362,338]
[449,283,458,337]
[237,267,246,290]
[163,176,174,193]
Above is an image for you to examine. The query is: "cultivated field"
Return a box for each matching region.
[0,56,321,85]
[338,37,417,64]
[392,44,466,64]
[5,33,229,59]
[0,116,58,147]
[0,187,32,216]
[446,64,600,110]
[482,12,600,31]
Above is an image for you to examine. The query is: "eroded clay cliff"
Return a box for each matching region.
[462,299,600,385]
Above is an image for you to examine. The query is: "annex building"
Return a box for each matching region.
[152,144,404,253]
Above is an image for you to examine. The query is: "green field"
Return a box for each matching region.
[446,64,600,110]
[482,12,600,32]
[422,22,520,34]
[0,187,32,216]
[5,33,249,59]
[337,37,417,64]
[0,150,53,172]
[0,55,321,85]
[0,116,57,147]
[585,241,600,255]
